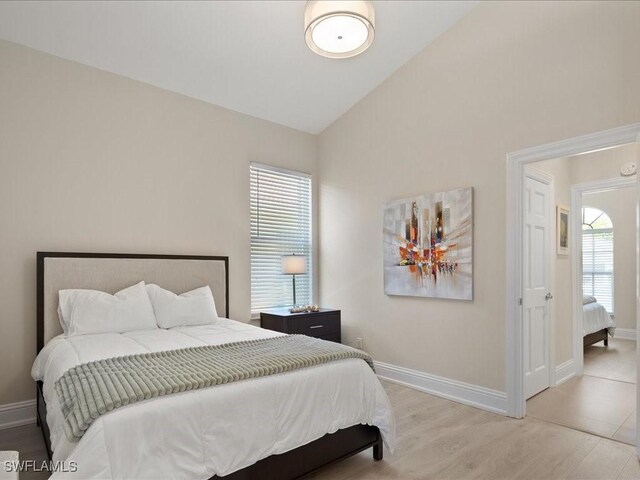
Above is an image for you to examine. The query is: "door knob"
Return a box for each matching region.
[545,293,553,300]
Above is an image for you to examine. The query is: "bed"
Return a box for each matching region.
[583,295,616,347]
[33,252,395,479]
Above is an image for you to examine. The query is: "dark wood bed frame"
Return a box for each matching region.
[584,328,609,347]
[36,252,382,480]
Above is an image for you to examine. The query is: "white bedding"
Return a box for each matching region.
[32,319,395,479]
[583,302,616,336]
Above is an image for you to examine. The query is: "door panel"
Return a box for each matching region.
[524,174,552,399]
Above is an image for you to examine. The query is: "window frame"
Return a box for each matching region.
[250,162,313,316]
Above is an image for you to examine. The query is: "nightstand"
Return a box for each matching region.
[260,308,341,343]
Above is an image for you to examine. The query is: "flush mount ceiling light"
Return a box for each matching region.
[304,1,375,59]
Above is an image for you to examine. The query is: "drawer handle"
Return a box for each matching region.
[309,325,324,329]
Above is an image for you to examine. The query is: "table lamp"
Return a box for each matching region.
[282,254,307,307]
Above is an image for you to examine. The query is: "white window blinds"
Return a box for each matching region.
[582,225,614,314]
[250,163,312,312]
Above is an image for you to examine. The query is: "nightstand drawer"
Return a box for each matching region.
[289,313,340,335]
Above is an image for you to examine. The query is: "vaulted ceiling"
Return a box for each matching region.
[0,1,477,133]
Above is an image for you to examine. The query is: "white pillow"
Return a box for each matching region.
[58,281,158,336]
[146,284,219,328]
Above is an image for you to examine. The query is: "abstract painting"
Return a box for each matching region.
[383,187,473,300]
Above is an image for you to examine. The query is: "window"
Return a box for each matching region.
[582,207,613,314]
[250,163,312,312]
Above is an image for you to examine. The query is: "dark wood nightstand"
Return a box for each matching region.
[260,308,341,343]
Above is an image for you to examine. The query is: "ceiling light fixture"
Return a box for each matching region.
[304,1,375,59]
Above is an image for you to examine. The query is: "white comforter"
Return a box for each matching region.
[32,319,395,479]
[583,302,616,336]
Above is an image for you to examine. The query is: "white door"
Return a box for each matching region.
[524,173,552,399]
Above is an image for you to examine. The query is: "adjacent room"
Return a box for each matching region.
[524,144,639,446]
[0,1,639,479]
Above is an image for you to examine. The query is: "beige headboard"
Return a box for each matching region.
[37,253,229,351]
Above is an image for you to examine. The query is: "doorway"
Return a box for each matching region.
[525,168,637,444]
[505,122,640,453]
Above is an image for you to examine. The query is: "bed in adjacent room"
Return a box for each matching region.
[33,252,395,480]
[583,295,616,347]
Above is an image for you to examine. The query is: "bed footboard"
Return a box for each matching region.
[213,424,382,480]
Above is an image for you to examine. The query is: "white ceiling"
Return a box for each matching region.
[0,1,477,134]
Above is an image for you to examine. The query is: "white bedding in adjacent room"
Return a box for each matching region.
[583,302,616,336]
[32,318,395,479]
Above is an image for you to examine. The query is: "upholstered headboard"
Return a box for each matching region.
[36,252,229,352]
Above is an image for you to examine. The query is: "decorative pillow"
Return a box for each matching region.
[58,281,158,336]
[146,284,219,328]
[583,295,597,305]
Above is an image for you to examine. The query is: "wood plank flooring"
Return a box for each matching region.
[1,380,638,479]
[0,422,49,480]
[527,338,637,445]
[584,338,636,384]
[311,381,640,479]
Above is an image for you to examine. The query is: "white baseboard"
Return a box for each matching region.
[374,361,507,415]
[554,359,576,386]
[615,328,636,341]
[0,399,36,430]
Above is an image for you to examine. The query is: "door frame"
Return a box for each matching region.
[505,122,640,420]
[524,167,556,397]
[570,177,637,377]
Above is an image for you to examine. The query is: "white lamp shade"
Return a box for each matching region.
[282,255,307,275]
[304,1,375,59]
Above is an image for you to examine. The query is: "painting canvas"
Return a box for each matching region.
[557,205,569,255]
[383,187,473,300]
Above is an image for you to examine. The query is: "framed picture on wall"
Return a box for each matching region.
[557,205,570,255]
[383,187,473,300]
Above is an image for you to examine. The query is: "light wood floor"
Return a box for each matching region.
[0,422,49,480]
[2,380,639,479]
[584,338,636,384]
[527,338,636,445]
[312,381,640,479]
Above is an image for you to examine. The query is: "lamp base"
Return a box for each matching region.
[289,305,320,314]
[292,274,297,307]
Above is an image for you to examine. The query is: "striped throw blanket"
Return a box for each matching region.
[55,335,374,441]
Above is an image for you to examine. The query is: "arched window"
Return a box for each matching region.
[582,207,613,314]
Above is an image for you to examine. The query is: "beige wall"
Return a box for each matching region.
[0,40,317,405]
[584,187,637,330]
[318,1,640,391]
[573,144,640,184]
[2,0,640,406]
[529,143,638,366]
